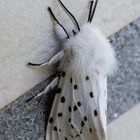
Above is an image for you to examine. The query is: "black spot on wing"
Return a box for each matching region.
[74,84,78,90]
[81,121,85,127]
[68,118,71,122]
[73,105,78,111]
[58,112,63,117]
[89,92,94,98]
[56,88,61,94]
[70,77,72,83]
[89,128,92,133]
[84,116,87,121]
[65,137,68,140]
[94,110,98,116]
[85,76,89,80]
[68,106,72,112]
[77,102,81,107]
[71,124,74,129]
[61,96,65,103]
[53,126,57,131]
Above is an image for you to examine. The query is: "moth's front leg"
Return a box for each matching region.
[40,76,59,95]
[28,50,64,67]
[25,76,59,102]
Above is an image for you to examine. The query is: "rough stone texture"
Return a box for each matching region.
[0,17,140,139]
[108,18,140,122]
[0,77,56,140]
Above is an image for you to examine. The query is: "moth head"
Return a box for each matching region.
[48,0,99,40]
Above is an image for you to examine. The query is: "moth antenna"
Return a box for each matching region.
[27,62,42,66]
[48,7,69,39]
[58,0,80,31]
[87,1,94,22]
[89,0,99,22]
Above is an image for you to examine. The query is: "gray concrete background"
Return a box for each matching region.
[0,18,140,140]
[108,104,140,140]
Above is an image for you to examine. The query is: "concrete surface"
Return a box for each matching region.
[108,103,140,140]
[108,17,140,122]
[0,0,140,109]
[0,17,140,140]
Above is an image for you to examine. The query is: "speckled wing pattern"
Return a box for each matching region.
[46,71,107,140]
[46,45,107,140]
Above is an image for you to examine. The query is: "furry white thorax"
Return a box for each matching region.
[58,23,117,76]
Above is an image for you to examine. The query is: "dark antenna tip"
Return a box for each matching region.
[47,7,52,14]
[87,0,94,22]
[47,6,69,39]
[58,0,80,31]
[48,7,50,11]
[27,62,33,66]
[89,0,99,22]
[27,62,41,66]
[47,7,57,22]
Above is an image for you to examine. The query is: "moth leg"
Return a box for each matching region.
[47,50,64,65]
[34,77,59,99]
[26,77,59,102]
[28,50,64,67]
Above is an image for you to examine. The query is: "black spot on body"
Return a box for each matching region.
[77,102,81,107]
[65,137,68,140]
[74,85,78,90]
[90,92,94,98]
[49,117,53,123]
[86,76,89,80]
[62,71,66,77]
[61,96,65,103]
[58,112,63,117]
[59,129,61,132]
[54,126,57,131]
[73,106,78,111]
[94,110,98,116]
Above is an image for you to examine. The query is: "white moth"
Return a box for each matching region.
[28,0,117,140]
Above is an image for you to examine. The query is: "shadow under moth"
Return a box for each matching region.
[28,0,117,139]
